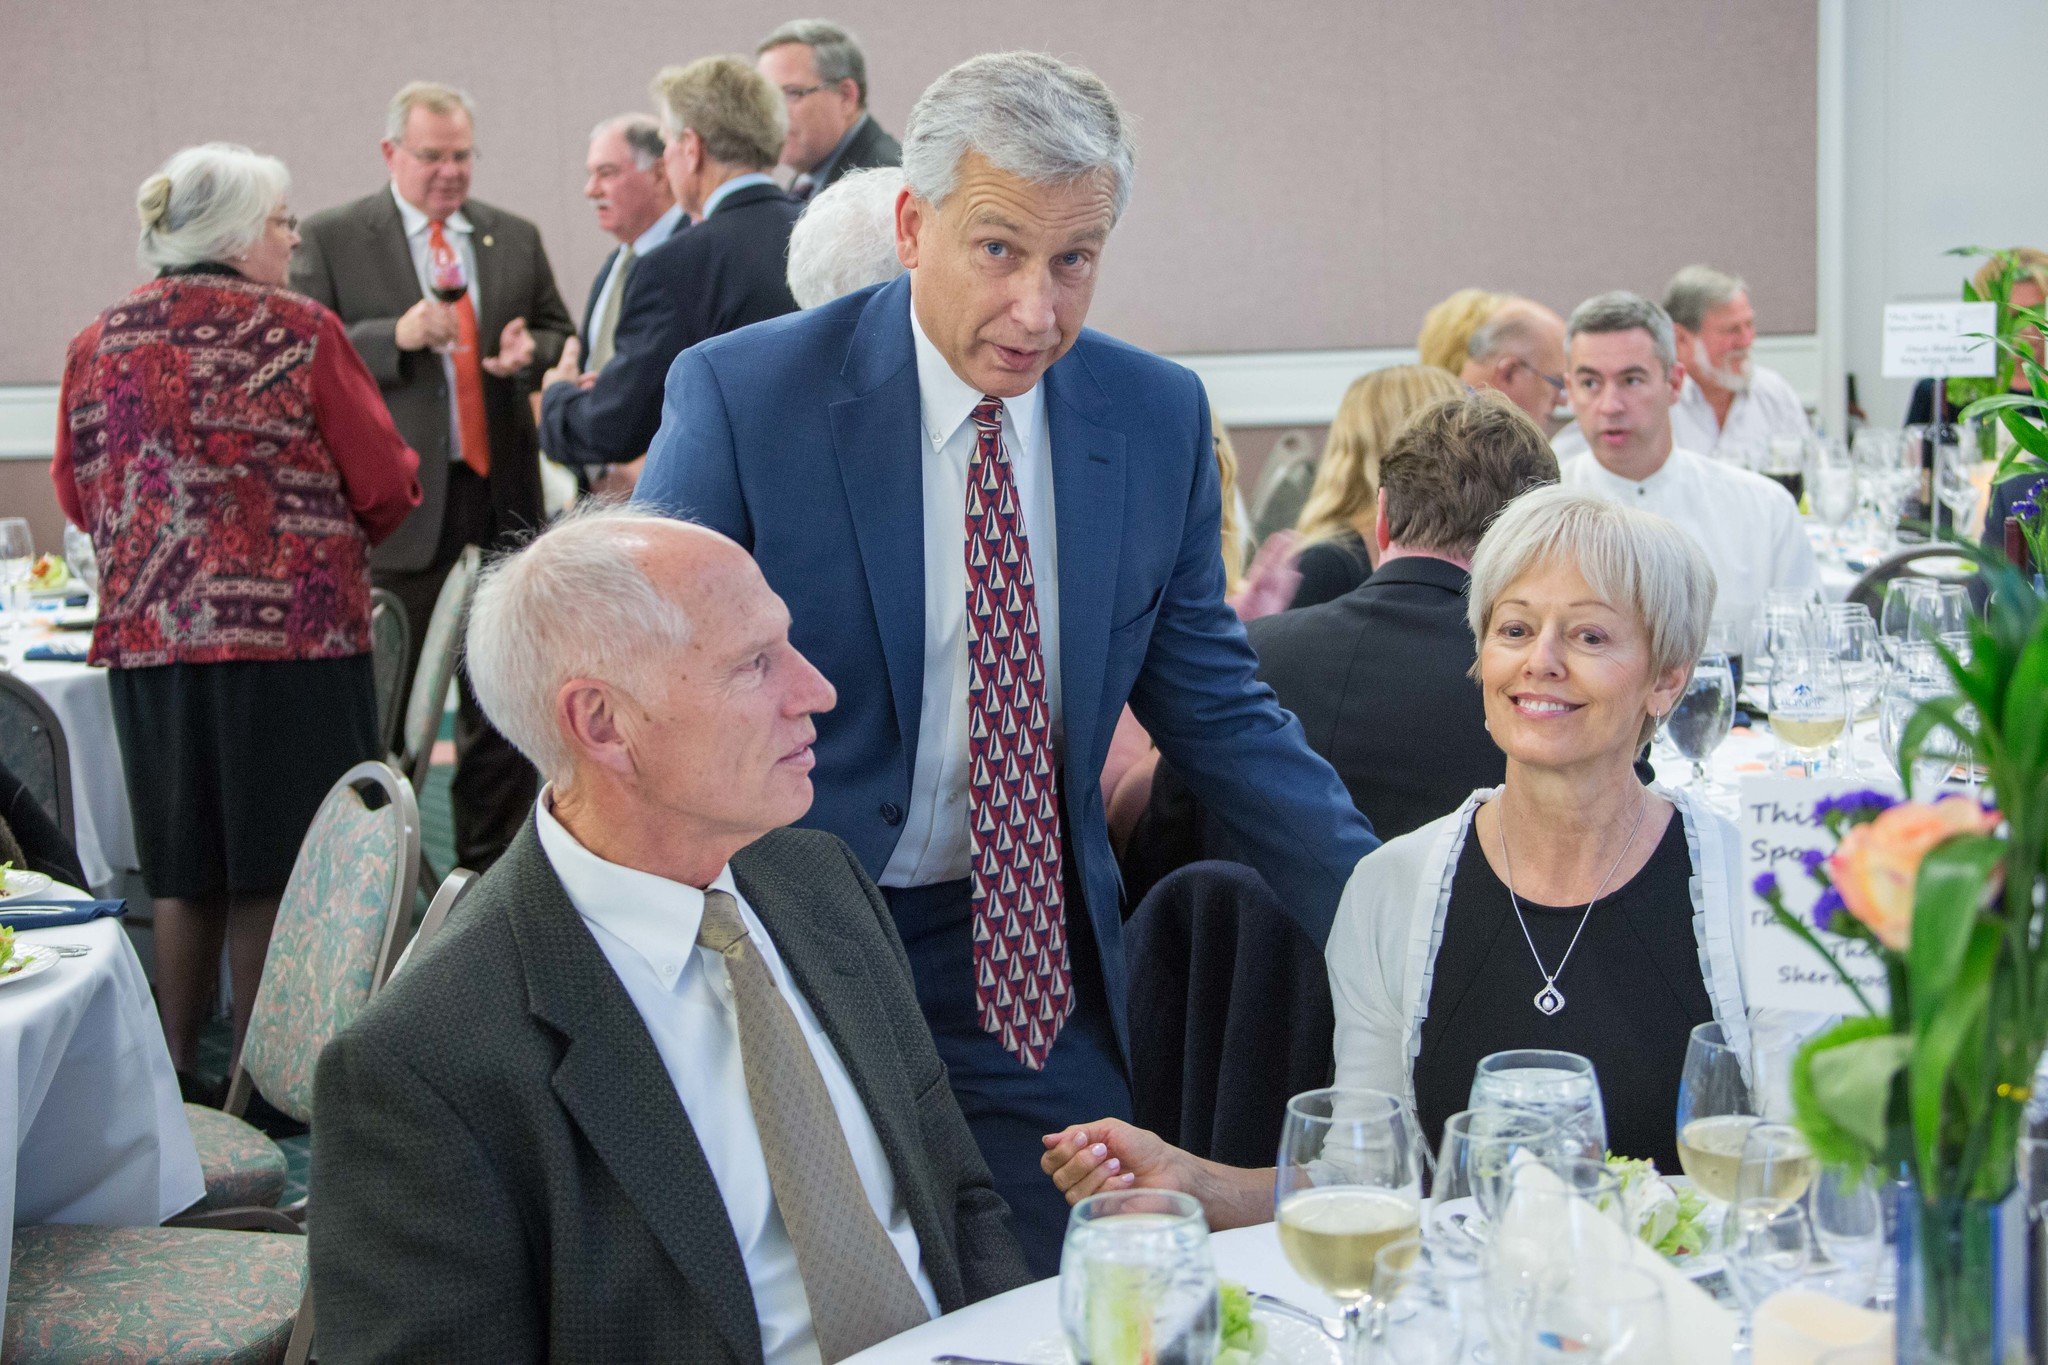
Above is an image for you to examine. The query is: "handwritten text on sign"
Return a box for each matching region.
[1882,301,1997,379]
[1740,776,1893,1014]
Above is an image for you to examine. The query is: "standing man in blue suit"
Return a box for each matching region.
[637,51,1376,1272]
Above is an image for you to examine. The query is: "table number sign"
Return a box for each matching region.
[1881,301,1997,379]
[1739,776,1894,1014]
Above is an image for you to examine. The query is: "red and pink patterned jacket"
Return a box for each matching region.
[53,269,421,668]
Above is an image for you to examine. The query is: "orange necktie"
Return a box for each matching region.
[428,220,491,478]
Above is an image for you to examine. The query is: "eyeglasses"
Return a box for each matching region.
[400,146,477,168]
[779,83,828,103]
[1514,357,1568,395]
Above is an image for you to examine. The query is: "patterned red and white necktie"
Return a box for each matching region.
[965,396,1071,1071]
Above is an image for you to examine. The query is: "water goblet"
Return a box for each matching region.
[1058,1188,1221,1365]
[1661,651,1735,791]
[1469,1050,1607,1161]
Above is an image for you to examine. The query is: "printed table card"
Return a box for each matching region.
[1882,301,1998,379]
[1739,776,1895,1014]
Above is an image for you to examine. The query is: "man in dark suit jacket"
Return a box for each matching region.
[637,52,1374,1273]
[311,508,1029,1362]
[1124,393,1563,906]
[757,19,901,201]
[293,81,573,870]
[575,113,686,362]
[540,57,800,478]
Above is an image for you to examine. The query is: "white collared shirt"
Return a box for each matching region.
[391,183,481,465]
[1552,362,1811,463]
[1561,445,1820,634]
[879,308,1062,887]
[585,203,685,360]
[701,172,778,221]
[534,794,940,1363]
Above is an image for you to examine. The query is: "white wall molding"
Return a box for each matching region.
[0,333,1823,458]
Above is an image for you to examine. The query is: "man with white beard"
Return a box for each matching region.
[1553,265,1811,460]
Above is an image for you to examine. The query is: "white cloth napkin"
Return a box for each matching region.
[1497,1162,1737,1363]
[1752,1287,1892,1363]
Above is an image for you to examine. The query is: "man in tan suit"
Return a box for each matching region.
[293,80,574,870]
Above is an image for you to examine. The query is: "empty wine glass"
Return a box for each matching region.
[1529,1259,1669,1364]
[1661,650,1735,790]
[1823,607,1885,769]
[61,522,98,596]
[1769,648,1849,775]
[1880,578,1936,653]
[1806,1164,1884,1307]
[1880,645,1968,795]
[1723,1196,1814,1333]
[1058,1189,1220,1365]
[1433,1108,1559,1229]
[1274,1087,1427,1361]
[1809,438,1859,549]
[1935,421,1992,538]
[1470,1050,1608,1161]
[0,518,33,666]
[1674,1021,1758,1206]
[1483,1168,1643,1364]
[1373,1259,1465,1365]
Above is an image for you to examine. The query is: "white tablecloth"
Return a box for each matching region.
[11,660,136,894]
[844,1223,1328,1363]
[0,905,203,1320]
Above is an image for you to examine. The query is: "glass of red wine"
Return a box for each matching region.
[428,254,467,354]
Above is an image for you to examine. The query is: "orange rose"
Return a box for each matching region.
[1826,796,2001,950]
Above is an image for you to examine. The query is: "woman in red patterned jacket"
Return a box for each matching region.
[52,144,422,1092]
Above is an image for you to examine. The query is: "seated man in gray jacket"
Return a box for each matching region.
[310,504,1030,1363]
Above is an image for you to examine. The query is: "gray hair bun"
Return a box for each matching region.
[137,173,174,231]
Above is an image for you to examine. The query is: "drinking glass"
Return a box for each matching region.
[1880,644,1968,795]
[1823,607,1885,768]
[1769,648,1849,774]
[1805,1164,1883,1306]
[1273,1087,1426,1360]
[1723,1196,1814,1328]
[61,522,98,596]
[1373,1257,1465,1365]
[427,253,468,354]
[1483,1169,1644,1364]
[1058,1188,1220,1365]
[1753,600,1817,692]
[1674,1020,1759,1205]
[1764,437,1807,505]
[1469,1050,1607,1161]
[1544,1157,1630,1232]
[1528,1259,1669,1364]
[1808,437,1859,547]
[1880,578,1936,652]
[0,518,33,666]
[1432,1108,1558,1227]
[1661,650,1735,790]
[1935,421,1992,538]
[1734,1123,1817,1205]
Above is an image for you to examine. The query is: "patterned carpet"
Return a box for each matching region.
[191,747,457,1207]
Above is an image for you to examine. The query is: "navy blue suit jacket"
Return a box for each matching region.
[637,277,1376,1053]
[543,184,797,468]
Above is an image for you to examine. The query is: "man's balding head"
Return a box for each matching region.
[1460,297,1569,435]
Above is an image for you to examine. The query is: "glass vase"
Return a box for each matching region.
[1896,1183,2030,1362]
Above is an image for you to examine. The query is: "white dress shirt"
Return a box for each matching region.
[585,203,685,354]
[391,184,480,465]
[879,309,1062,887]
[533,795,940,1364]
[1552,363,1811,463]
[701,171,779,220]
[1561,446,1820,635]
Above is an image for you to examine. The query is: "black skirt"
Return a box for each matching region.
[108,655,382,901]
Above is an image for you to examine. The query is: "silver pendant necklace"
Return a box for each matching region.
[1496,791,1651,1016]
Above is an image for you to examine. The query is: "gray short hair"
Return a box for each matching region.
[1467,306,1545,364]
[136,143,289,273]
[757,19,869,105]
[385,81,476,142]
[1567,291,1676,373]
[466,503,696,787]
[902,51,1135,222]
[1466,485,1715,746]
[1663,265,1747,333]
[591,113,665,170]
[787,167,906,308]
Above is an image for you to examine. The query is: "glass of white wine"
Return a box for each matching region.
[1274,1086,1426,1362]
[1057,1188,1220,1365]
[1469,1049,1608,1160]
[1674,1020,1759,1206]
[1769,647,1848,775]
[1733,1122,1816,1205]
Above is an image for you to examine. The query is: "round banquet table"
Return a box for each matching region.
[842,1223,1332,1364]
[0,896,203,1325]
[10,657,137,895]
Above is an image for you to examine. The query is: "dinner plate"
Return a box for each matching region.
[0,944,59,988]
[1024,1303,1341,1364]
[0,869,52,900]
[1429,1194,1723,1281]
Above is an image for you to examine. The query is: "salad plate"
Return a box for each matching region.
[0,944,59,988]
[1022,1286,1340,1365]
[0,869,52,901]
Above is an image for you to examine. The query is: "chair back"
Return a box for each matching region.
[369,588,411,756]
[1249,428,1318,547]
[387,866,478,981]
[236,761,420,1123]
[1125,861,1335,1168]
[1846,544,1980,616]
[0,673,74,844]
[396,546,481,792]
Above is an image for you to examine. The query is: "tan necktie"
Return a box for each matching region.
[697,891,931,1361]
[588,244,634,372]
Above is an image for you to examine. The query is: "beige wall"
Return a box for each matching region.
[0,0,1816,385]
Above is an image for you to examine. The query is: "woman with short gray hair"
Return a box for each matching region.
[53,142,420,1094]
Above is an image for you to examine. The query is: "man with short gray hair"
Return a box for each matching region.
[757,19,901,200]
[310,506,1029,1360]
[578,115,684,371]
[1662,264,1811,458]
[786,165,907,308]
[640,50,1374,1272]
[1460,296,1570,435]
[1559,290,1817,635]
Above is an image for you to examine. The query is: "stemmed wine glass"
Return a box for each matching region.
[1823,606,1885,770]
[427,252,468,355]
[1808,437,1859,552]
[1273,1087,1426,1363]
[1432,1108,1559,1232]
[0,518,34,667]
[1661,650,1734,792]
[1058,1188,1220,1365]
[1469,1050,1608,1161]
[1935,420,1992,539]
[1769,648,1849,776]
[1880,643,1970,795]
[1674,1021,1759,1206]
[61,523,98,597]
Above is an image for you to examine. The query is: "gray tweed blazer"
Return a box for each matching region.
[309,819,1030,1362]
